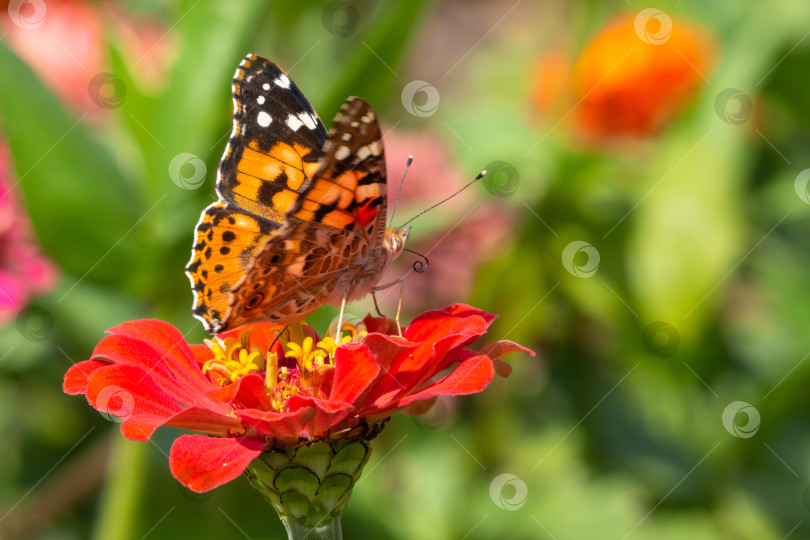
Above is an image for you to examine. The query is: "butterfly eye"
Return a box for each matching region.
[246,292,264,310]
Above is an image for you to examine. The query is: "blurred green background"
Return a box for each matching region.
[2,0,810,538]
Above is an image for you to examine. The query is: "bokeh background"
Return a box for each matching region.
[1,0,810,538]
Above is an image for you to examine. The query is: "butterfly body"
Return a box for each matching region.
[186,54,406,334]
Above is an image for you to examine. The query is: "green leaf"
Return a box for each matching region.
[0,43,140,283]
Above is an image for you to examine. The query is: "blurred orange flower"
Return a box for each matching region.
[532,11,713,143]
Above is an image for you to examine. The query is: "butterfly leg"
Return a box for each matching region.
[371,279,405,337]
[371,290,385,318]
[336,290,348,340]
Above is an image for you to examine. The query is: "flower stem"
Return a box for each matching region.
[245,435,379,540]
[92,435,148,540]
[282,513,343,540]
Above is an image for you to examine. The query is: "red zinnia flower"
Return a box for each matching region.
[63,304,531,494]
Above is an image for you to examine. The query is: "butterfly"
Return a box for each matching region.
[185,53,409,335]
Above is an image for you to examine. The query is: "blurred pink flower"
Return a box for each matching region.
[380,128,515,309]
[0,142,58,321]
[383,128,471,219]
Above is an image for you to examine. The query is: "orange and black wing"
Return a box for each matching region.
[223,97,390,331]
[186,54,329,334]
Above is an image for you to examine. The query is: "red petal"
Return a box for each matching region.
[238,398,354,441]
[206,374,274,410]
[63,359,110,394]
[189,344,213,366]
[394,355,494,409]
[92,334,199,406]
[330,343,381,404]
[106,320,211,392]
[443,304,498,325]
[477,340,536,359]
[169,435,265,493]
[237,408,313,441]
[362,314,398,335]
[165,406,243,436]
[493,359,513,377]
[86,364,182,441]
[286,396,354,438]
[404,305,492,344]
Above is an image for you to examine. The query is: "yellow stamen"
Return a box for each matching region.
[265,351,279,391]
[202,333,265,385]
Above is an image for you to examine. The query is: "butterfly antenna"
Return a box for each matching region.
[389,155,413,227]
[402,248,429,273]
[397,169,487,229]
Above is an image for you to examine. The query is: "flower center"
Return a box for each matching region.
[202,322,368,412]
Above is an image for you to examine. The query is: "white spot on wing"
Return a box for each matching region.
[334,146,351,161]
[341,133,352,141]
[298,112,317,130]
[275,74,291,88]
[257,95,265,104]
[262,83,270,90]
[286,114,304,131]
[356,146,371,160]
[257,111,272,127]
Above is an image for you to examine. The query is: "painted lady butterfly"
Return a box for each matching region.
[186,54,409,334]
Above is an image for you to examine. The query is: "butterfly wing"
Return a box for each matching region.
[223,97,390,330]
[186,54,328,334]
[218,54,329,222]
